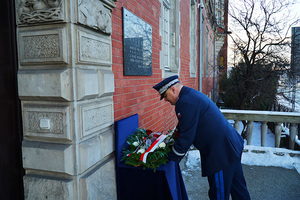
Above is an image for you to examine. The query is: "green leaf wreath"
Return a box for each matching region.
[121,128,177,172]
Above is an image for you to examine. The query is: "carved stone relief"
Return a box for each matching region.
[23,34,60,59]
[79,101,113,138]
[25,111,64,134]
[81,36,110,60]
[17,0,64,24]
[84,105,112,131]
[78,31,111,65]
[19,28,68,64]
[78,0,112,34]
[22,104,72,141]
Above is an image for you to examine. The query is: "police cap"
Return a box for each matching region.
[153,75,179,100]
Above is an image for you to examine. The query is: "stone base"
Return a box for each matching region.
[24,157,116,200]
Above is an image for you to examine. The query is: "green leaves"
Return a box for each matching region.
[121,128,174,172]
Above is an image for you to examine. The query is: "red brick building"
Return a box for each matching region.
[112,0,229,132]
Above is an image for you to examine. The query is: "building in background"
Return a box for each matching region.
[0,0,228,198]
[291,27,300,75]
[291,26,300,111]
[276,27,300,112]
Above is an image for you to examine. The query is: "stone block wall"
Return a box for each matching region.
[15,0,117,199]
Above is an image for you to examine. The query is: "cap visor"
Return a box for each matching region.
[160,95,164,100]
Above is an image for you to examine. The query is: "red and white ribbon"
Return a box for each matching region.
[140,134,167,163]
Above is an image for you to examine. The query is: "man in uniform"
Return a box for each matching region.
[153,75,251,200]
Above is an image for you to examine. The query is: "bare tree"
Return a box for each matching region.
[227,0,300,109]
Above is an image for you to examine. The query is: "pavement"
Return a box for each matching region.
[180,156,300,200]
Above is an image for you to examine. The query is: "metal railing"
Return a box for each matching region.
[221,109,300,149]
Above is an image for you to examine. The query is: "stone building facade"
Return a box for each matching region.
[0,0,228,198]
[16,0,117,199]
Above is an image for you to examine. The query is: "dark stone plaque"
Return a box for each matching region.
[123,8,152,76]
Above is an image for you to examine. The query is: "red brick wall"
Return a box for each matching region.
[199,6,215,97]
[112,0,174,132]
[112,0,202,132]
[178,0,199,90]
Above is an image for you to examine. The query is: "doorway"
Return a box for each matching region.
[0,0,24,199]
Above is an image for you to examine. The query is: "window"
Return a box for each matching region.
[190,1,197,77]
[210,35,213,77]
[160,0,180,77]
[217,11,221,25]
[215,0,224,27]
[206,27,209,77]
[162,0,170,71]
[201,15,204,78]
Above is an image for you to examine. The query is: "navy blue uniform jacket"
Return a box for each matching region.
[169,86,244,177]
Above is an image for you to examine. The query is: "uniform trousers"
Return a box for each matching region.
[207,159,251,200]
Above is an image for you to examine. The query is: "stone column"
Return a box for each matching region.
[15,0,116,199]
[289,123,298,150]
[234,120,240,133]
[274,123,282,148]
[246,121,254,145]
[261,121,268,147]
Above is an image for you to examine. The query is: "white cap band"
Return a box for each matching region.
[158,79,179,94]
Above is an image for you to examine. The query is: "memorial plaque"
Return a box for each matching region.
[123,8,152,76]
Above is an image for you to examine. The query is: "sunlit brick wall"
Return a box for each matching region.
[112,0,202,131]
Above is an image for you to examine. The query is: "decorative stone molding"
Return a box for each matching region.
[78,99,114,138]
[18,27,68,65]
[16,0,117,198]
[24,175,73,200]
[22,141,75,175]
[98,70,114,97]
[76,69,99,101]
[78,0,112,34]
[80,158,116,200]
[78,128,114,173]
[22,103,72,141]
[76,69,114,100]
[77,30,111,66]
[18,69,72,101]
[17,0,64,24]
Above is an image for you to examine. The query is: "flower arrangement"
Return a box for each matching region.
[121,128,178,172]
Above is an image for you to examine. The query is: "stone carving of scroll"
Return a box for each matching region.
[78,0,112,34]
[17,0,63,24]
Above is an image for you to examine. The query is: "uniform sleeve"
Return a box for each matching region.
[168,102,199,163]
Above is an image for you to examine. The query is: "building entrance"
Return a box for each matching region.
[0,0,24,199]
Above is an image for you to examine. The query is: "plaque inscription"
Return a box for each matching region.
[123,8,152,76]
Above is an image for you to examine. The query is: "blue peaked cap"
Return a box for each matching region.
[153,75,179,100]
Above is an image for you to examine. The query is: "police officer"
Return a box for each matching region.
[153,75,251,200]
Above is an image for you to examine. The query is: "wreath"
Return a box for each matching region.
[121,128,178,172]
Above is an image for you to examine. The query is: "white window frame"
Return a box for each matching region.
[162,0,170,71]
[190,0,197,77]
[206,27,209,77]
[160,0,180,78]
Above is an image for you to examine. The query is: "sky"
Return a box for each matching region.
[184,121,300,174]
[227,0,300,67]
